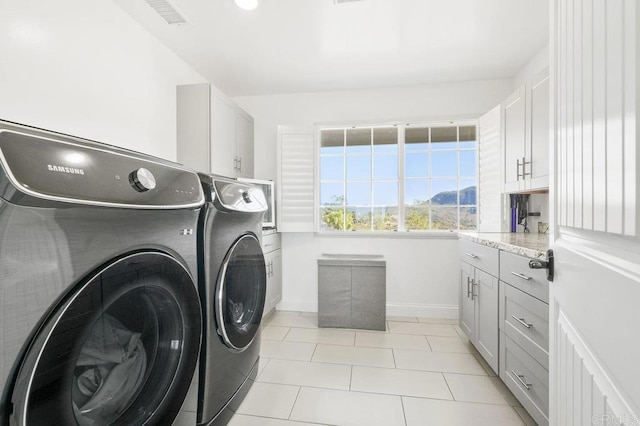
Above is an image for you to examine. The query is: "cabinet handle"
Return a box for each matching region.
[510,370,532,390]
[466,277,472,298]
[471,280,477,301]
[511,315,533,329]
[516,158,521,181]
[233,156,238,171]
[465,253,479,259]
[510,271,532,280]
[238,157,242,173]
[521,156,531,177]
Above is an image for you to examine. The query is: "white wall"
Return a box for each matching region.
[234,78,514,317]
[0,0,205,161]
[282,234,461,317]
[512,45,550,90]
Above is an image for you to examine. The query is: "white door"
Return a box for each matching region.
[550,1,639,424]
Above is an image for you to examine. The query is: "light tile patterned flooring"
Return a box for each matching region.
[229,311,537,426]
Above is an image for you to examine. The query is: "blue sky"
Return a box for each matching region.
[320,145,477,206]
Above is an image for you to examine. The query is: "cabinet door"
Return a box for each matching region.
[459,261,475,341]
[263,249,281,316]
[177,84,211,172]
[235,108,254,178]
[528,69,550,189]
[267,249,282,314]
[503,86,526,192]
[210,92,236,177]
[474,268,499,373]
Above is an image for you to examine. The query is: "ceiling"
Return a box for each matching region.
[115,0,549,97]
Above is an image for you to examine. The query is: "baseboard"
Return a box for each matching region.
[277,299,458,319]
[386,303,458,319]
[276,299,318,313]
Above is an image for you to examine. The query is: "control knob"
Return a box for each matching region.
[129,168,156,192]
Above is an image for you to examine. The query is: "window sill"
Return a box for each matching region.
[313,230,461,239]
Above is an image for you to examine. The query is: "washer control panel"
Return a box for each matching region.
[0,127,204,208]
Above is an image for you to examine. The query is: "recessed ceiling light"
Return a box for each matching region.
[234,0,260,10]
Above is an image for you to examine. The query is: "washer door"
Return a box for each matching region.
[9,252,201,426]
[216,233,266,351]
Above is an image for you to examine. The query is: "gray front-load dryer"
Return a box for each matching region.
[197,175,267,426]
[0,120,204,426]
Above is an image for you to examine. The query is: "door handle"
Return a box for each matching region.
[510,272,532,281]
[511,315,533,329]
[528,249,554,282]
[510,370,532,390]
[471,280,477,301]
[521,156,531,177]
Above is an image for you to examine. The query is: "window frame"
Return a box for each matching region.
[315,120,479,234]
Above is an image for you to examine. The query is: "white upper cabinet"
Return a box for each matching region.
[528,69,550,189]
[503,86,527,192]
[177,83,254,178]
[502,68,550,193]
[235,108,254,179]
[209,91,236,177]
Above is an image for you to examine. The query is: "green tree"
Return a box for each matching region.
[322,196,354,230]
[405,207,429,230]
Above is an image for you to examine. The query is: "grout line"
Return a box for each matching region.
[281,326,293,340]
[286,386,302,420]
[400,396,409,426]
[256,358,270,381]
[424,335,433,351]
[235,413,329,426]
[441,372,456,401]
[309,343,319,360]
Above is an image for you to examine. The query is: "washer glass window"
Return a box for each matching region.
[216,234,266,351]
[9,253,201,426]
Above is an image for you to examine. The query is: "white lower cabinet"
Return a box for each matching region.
[458,241,499,374]
[498,251,549,426]
[262,232,281,316]
[459,238,551,425]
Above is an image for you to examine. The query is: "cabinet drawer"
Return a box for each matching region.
[500,282,549,369]
[262,232,281,253]
[499,251,548,303]
[458,239,499,276]
[500,333,549,426]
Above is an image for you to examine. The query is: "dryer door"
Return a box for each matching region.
[216,233,266,351]
[8,252,201,426]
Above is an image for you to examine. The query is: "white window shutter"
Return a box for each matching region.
[478,105,503,232]
[277,125,315,232]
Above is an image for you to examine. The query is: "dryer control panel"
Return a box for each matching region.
[0,125,204,209]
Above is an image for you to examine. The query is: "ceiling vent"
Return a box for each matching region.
[144,0,189,25]
[333,0,365,4]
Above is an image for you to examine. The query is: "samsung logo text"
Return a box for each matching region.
[47,165,85,175]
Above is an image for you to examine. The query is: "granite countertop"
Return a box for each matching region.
[459,232,549,260]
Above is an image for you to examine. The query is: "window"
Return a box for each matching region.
[318,122,477,232]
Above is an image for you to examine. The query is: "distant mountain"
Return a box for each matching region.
[430,186,476,205]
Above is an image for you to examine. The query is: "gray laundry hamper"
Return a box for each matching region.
[317,254,386,331]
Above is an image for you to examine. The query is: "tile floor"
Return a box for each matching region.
[229,311,537,426]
